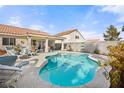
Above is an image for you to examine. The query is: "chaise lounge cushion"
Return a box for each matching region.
[0,56,17,66]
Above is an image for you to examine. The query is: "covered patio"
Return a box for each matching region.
[25,33,65,52]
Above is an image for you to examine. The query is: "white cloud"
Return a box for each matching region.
[84,7,95,21]
[78,23,103,40]
[80,24,86,28]
[29,23,56,34]
[100,6,124,15]
[117,16,124,23]
[92,20,99,25]
[7,16,22,26]
[49,24,55,29]
[0,5,4,8]
[33,10,46,16]
[81,31,103,40]
[31,7,46,16]
[81,28,124,40]
[29,24,56,34]
[29,24,44,30]
[99,6,124,22]
[40,12,46,16]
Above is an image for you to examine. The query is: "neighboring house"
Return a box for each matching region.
[0,24,64,52]
[55,29,85,51]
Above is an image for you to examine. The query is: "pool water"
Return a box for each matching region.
[39,53,99,87]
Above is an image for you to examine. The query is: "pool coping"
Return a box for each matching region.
[38,51,110,88]
[15,51,110,88]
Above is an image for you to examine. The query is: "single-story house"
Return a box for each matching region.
[0,24,64,52]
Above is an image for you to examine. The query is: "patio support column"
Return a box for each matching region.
[45,39,48,52]
[61,40,64,51]
[27,36,32,49]
[0,37,2,48]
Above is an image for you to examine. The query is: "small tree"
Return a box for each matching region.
[94,48,100,54]
[108,42,124,88]
[103,25,122,41]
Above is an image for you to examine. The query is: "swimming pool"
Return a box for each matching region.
[39,53,99,87]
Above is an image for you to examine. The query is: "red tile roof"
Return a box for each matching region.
[0,24,49,36]
[56,29,78,36]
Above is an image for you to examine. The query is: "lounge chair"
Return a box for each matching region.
[0,61,29,88]
[5,47,29,59]
[4,46,17,55]
[0,56,17,66]
[20,47,29,55]
[27,49,38,56]
[0,55,29,87]
[15,61,29,68]
[19,47,37,56]
[103,67,110,80]
[0,64,22,87]
[37,48,43,53]
[5,46,13,50]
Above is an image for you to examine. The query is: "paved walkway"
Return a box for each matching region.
[84,66,111,88]
[16,65,54,88]
[16,51,60,88]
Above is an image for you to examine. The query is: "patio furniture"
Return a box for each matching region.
[15,61,29,68]
[0,56,17,66]
[20,46,37,56]
[0,61,29,87]
[0,64,22,88]
[28,48,38,56]
[37,48,43,53]
[5,47,18,56]
[103,67,110,80]
[5,46,13,50]
[5,47,29,59]
[20,47,28,55]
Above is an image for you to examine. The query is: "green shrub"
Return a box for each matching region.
[94,48,100,54]
[108,42,124,87]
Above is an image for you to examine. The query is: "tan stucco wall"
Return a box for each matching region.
[16,38,28,47]
[55,40,62,43]
[70,43,83,52]
[70,31,84,42]
[60,31,85,43]
[55,31,85,44]
[82,42,98,53]
[97,41,119,54]
[0,35,28,49]
[82,41,121,54]
[55,31,85,51]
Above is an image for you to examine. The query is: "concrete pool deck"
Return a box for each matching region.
[15,51,111,88]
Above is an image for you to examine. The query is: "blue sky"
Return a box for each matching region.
[0,5,124,40]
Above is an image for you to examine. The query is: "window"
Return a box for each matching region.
[75,35,79,39]
[2,38,16,45]
[2,38,9,45]
[10,38,16,45]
